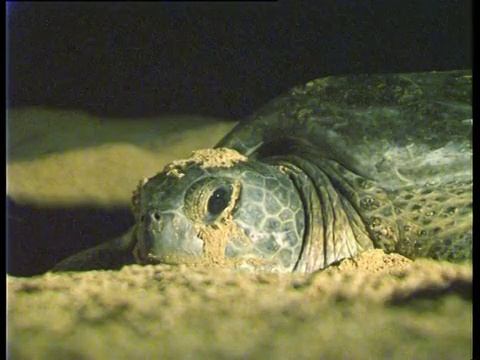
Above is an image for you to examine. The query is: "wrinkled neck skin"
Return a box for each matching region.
[261,140,399,273]
[267,158,370,272]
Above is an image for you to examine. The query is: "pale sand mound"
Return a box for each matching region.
[6,108,472,359]
[7,252,472,359]
[7,108,237,205]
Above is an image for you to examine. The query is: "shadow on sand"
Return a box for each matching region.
[6,197,134,277]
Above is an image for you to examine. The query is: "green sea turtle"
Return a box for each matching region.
[52,70,472,273]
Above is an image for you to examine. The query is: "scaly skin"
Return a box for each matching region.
[52,70,472,273]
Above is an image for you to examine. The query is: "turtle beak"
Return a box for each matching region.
[133,232,161,265]
[133,211,204,265]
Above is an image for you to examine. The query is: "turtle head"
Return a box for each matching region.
[132,148,305,272]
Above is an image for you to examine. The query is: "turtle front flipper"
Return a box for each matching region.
[50,227,137,272]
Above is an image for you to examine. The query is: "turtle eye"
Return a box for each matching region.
[184,178,240,223]
[207,185,233,217]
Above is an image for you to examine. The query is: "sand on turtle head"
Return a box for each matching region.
[189,179,244,267]
[165,148,248,179]
[131,148,247,216]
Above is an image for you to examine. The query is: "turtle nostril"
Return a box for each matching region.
[139,212,161,226]
[148,211,163,232]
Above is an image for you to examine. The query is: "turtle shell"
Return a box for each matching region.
[217,71,472,188]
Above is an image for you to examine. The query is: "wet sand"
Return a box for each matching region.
[7,108,472,359]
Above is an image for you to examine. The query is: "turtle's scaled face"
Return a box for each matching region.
[132,158,305,272]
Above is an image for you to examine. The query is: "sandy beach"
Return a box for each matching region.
[7,108,472,359]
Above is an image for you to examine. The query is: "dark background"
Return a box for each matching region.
[7,1,472,120]
[6,1,472,276]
